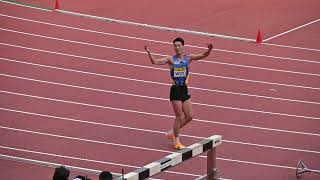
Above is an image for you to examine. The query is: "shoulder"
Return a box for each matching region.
[186,54,196,63]
[185,54,192,62]
[167,56,174,64]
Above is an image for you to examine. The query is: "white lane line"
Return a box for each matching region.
[0,95,320,137]
[0,146,169,179]
[0,13,319,59]
[0,126,306,170]
[0,107,319,153]
[0,0,52,11]
[1,42,319,91]
[1,73,319,121]
[0,93,318,137]
[200,59,320,76]
[218,157,295,170]
[262,42,320,52]
[0,154,126,179]
[1,57,319,105]
[1,27,319,77]
[264,18,320,42]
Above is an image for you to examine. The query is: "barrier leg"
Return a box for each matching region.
[207,148,217,180]
[296,160,320,178]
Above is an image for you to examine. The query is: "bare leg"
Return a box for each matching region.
[180,99,193,128]
[171,100,185,138]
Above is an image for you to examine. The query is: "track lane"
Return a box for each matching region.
[1,2,319,60]
[1,41,319,103]
[0,25,319,88]
[0,58,319,116]
[1,59,320,133]
[1,64,320,135]
[0,110,318,179]
[0,16,319,75]
[0,128,196,179]
[1,93,319,154]
[0,1,320,179]
[4,84,317,167]
[0,158,95,180]
[3,48,317,118]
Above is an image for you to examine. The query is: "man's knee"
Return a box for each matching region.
[175,115,185,122]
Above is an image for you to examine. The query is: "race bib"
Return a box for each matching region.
[174,67,187,77]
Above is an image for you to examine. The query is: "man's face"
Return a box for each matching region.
[173,41,184,54]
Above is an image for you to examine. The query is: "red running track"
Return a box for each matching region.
[0,1,320,180]
[16,0,320,47]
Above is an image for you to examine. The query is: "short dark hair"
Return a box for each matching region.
[173,37,184,46]
[53,166,70,180]
[99,171,113,180]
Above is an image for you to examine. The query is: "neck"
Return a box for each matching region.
[176,53,183,59]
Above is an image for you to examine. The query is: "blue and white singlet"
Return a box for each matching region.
[170,55,190,86]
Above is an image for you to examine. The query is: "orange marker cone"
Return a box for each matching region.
[55,0,60,10]
[256,29,262,43]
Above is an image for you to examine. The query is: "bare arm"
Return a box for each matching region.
[145,45,171,65]
[189,43,213,63]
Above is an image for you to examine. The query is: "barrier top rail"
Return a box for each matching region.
[120,135,222,180]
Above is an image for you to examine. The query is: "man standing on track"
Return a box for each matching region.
[145,37,213,149]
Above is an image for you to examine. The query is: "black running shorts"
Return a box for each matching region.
[170,85,191,102]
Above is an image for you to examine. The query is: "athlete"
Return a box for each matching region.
[145,37,213,149]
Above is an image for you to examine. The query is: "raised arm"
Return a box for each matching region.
[189,43,213,63]
[145,45,171,65]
